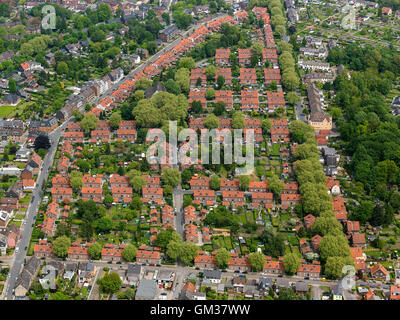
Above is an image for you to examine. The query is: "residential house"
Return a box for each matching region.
[370,263,390,282]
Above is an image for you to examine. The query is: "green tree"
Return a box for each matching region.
[286,91,300,105]
[239,175,251,190]
[95,216,113,233]
[205,65,217,80]
[312,216,343,236]
[319,234,351,262]
[175,68,190,94]
[81,113,98,132]
[56,61,69,75]
[191,100,203,114]
[166,240,181,261]
[125,287,135,300]
[283,253,300,275]
[164,79,181,95]
[232,111,245,129]
[70,171,83,192]
[262,119,272,133]
[204,113,219,129]
[88,242,102,260]
[52,236,71,259]
[122,244,137,262]
[282,70,299,90]
[268,175,285,196]
[324,256,355,279]
[210,175,221,190]
[132,99,162,128]
[98,272,122,293]
[179,242,198,265]
[161,167,181,187]
[217,75,225,89]
[155,228,182,249]
[109,112,122,130]
[248,252,266,272]
[179,57,195,70]
[213,101,226,116]
[131,175,146,192]
[8,78,17,93]
[206,88,216,100]
[214,248,231,269]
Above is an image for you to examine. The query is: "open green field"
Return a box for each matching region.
[213,236,233,250]
[0,105,15,118]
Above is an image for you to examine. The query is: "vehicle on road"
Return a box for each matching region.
[15,247,19,253]
[304,277,310,280]
[25,246,27,250]
[234,270,240,273]
[31,223,34,227]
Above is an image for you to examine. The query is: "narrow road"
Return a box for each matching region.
[173,184,184,240]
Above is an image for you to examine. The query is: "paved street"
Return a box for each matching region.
[173,185,184,239]
[295,100,307,123]
[2,119,72,300]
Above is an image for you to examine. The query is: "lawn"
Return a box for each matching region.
[213,236,233,250]
[280,214,289,222]
[19,195,31,205]
[0,105,15,118]
[268,143,281,156]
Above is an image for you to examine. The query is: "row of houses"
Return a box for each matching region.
[194,251,322,278]
[189,88,285,113]
[34,240,163,264]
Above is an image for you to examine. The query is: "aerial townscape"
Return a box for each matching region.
[0,0,400,303]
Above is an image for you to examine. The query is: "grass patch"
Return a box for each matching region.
[19,195,31,205]
[0,105,16,118]
[268,143,281,156]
